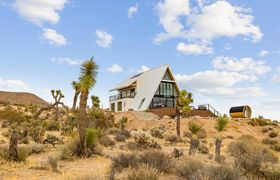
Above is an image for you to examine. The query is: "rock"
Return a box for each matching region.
[163,115,170,119]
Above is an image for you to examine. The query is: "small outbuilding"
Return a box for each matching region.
[229,105,252,118]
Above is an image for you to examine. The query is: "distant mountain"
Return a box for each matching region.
[0,91,49,107]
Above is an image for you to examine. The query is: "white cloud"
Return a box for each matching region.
[96,29,113,48]
[51,57,81,65]
[42,28,67,46]
[258,50,270,57]
[176,42,213,55]
[271,67,280,83]
[107,64,123,73]
[128,3,138,19]
[213,56,271,81]
[13,0,68,26]
[0,78,30,92]
[187,1,262,43]
[154,0,190,43]
[137,66,150,73]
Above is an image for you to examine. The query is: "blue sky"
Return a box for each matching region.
[0,0,280,120]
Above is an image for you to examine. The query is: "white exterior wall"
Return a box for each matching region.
[110,98,134,112]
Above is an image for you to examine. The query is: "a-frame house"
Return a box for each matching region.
[109,64,180,112]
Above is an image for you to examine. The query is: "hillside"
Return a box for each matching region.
[0,91,48,107]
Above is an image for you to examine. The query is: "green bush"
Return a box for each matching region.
[188,121,204,135]
[215,117,228,132]
[88,109,115,130]
[118,116,128,130]
[86,128,100,149]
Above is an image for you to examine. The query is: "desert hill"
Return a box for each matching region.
[0,91,48,107]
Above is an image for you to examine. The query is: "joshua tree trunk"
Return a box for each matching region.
[72,91,79,110]
[9,131,19,161]
[176,107,181,137]
[78,92,88,156]
[189,135,199,156]
[215,137,222,162]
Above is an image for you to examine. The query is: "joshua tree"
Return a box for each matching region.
[188,121,204,156]
[176,90,193,136]
[91,95,100,109]
[77,58,98,156]
[9,130,19,161]
[215,116,228,162]
[72,81,81,110]
[34,90,67,120]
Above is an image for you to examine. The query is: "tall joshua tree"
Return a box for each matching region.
[78,58,98,156]
[176,90,193,136]
[72,81,81,110]
[215,116,228,162]
[91,95,100,109]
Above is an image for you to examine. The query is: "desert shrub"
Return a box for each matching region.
[61,116,77,135]
[46,121,60,131]
[48,155,59,172]
[43,134,64,147]
[0,146,9,160]
[118,116,128,130]
[198,144,209,154]
[112,153,139,171]
[207,165,240,180]
[28,144,46,154]
[0,108,30,125]
[115,133,126,142]
[261,127,269,133]
[139,150,174,173]
[176,157,206,179]
[228,135,278,175]
[59,138,79,160]
[150,124,166,139]
[261,167,280,180]
[120,130,131,138]
[226,135,234,139]
[29,125,45,143]
[125,165,158,180]
[88,109,115,130]
[262,138,278,145]
[99,136,115,147]
[271,144,280,152]
[196,129,207,139]
[269,131,278,138]
[248,118,271,126]
[164,134,181,143]
[106,127,121,135]
[85,128,100,149]
[215,116,228,132]
[18,146,30,162]
[131,130,155,146]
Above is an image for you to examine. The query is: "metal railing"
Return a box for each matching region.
[109,92,136,102]
[198,104,222,117]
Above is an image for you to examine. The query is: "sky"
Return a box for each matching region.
[0,0,280,120]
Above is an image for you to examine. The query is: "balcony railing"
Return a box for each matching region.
[109,92,136,102]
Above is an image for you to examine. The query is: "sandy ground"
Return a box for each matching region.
[0,111,279,179]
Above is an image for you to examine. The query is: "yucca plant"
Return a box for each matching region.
[215,116,228,162]
[176,90,193,137]
[77,58,98,156]
[91,95,100,109]
[72,81,81,110]
[188,121,204,155]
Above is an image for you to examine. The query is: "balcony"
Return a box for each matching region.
[109,92,136,102]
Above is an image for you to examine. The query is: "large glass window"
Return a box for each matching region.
[155,82,177,96]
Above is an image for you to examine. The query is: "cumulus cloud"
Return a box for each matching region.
[0,78,30,92]
[271,67,280,83]
[96,29,113,48]
[13,0,68,26]
[258,50,270,57]
[42,28,67,46]
[107,64,123,73]
[51,57,81,65]
[213,56,271,81]
[154,0,262,53]
[128,3,138,19]
[154,0,190,43]
[176,42,213,55]
[175,56,270,98]
[187,1,262,43]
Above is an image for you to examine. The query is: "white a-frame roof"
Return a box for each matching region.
[110,64,180,111]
